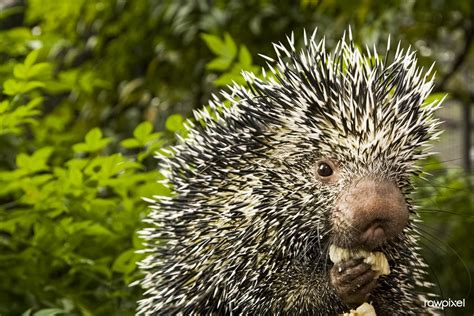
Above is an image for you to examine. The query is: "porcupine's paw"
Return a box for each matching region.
[330,258,378,305]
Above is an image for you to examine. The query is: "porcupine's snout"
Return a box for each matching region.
[335,178,409,250]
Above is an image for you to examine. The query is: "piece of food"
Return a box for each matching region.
[341,302,377,316]
[329,245,390,277]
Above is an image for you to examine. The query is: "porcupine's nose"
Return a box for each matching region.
[337,178,409,250]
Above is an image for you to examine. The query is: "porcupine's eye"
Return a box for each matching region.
[317,162,333,177]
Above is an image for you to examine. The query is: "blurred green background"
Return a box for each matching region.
[0,0,472,315]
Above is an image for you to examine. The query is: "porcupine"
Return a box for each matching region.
[137,28,443,315]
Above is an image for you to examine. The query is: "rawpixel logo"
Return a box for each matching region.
[423,298,466,310]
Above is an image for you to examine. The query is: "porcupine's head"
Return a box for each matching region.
[137,29,443,315]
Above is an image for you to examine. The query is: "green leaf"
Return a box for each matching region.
[16,147,53,173]
[73,128,112,153]
[165,114,184,132]
[13,64,28,79]
[112,249,136,274]
[3,79,21,95]
[28,63,53,79]
[206,57,233,71]
[144,132,161,143]
[201,33,226,56]
[22,309,32,316]
[13,52,51,80]
[84,154,141,182]
[201,33,237,59]
[239,45,252,67]
[33,308,65,316]
[85,128,103,144]
[26,97,44,109]
[3,79,46,95]
[133,121,153,142]
[24,49,40,67]
[84,223,114,236]
[68,167,83,186]
[32,146,54,162]
[65,158,89,170]
[23,81,46,93]
[223,33,237,59]
[72,143,90,153]
[120,138,141,149]
[214,73,245,87]
[0,100,10,114]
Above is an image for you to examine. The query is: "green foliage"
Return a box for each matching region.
[202,33,260,86]
[0,2,176,313]
[0,49,51,135]
[0,0,472,315]
[415,158,474,314]
[73,128,112,153]
[0,122,168,314]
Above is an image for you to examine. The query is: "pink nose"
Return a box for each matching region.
[360,220,388,245]
[336,178,409,249]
